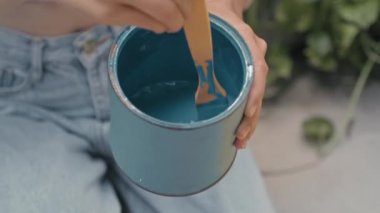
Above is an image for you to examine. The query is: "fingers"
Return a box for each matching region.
[236,115,254,141]
[235,102,262,149]
[203,4,269,149]
[245,59,268,117]
[230,24,267,149]
[237,24,268,118]
[122,0,187,32]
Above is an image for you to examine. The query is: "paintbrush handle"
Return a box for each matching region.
[184,0,227,105]
[183,0,213,69]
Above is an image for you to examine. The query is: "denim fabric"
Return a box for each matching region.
[0,26,274,213]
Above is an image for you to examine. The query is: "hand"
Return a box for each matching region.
[62,0,192,33]
[207,1,268,149]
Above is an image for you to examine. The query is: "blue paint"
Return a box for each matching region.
[117,28,244,122]
[130,80,233,123]
[196,64,207,86]
[195,59,229,120]
[130,81,198,123]
[206,60,216,94]
[195,60,215,91]
[118,27,244,123]
[196,60,217,93]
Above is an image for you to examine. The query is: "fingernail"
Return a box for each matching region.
[234,139,246,149]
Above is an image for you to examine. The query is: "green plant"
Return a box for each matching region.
[245,0,380,176]
[320,34,380,155]
[245,0,380,146]
[245,0,380,87]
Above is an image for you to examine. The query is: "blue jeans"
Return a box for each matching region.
[0,26,274,213]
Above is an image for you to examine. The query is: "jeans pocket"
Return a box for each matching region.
[0,66,28,95]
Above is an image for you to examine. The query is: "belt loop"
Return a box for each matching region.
[73,26,114,121]
[30,38,46,84]
[73,26,110,68]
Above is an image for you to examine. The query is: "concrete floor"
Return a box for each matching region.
[250,75,380,213]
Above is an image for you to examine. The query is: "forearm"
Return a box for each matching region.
[207,0,252,17]
[0,0,25,13]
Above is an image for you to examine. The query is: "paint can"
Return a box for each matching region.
[108,15,254,196]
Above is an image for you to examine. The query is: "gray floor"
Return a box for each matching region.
[250,75,380,213]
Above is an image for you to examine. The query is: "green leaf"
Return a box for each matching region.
[275,0,318,32]
[346,40,367,69]
[305,32,337,71]
[303,116,334,145]
[332,16,361,57]
[335,0,379,29]
[265,43,294,100]
[361,33,380,62]
[307,32,333,56]
[266,44,293,86]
